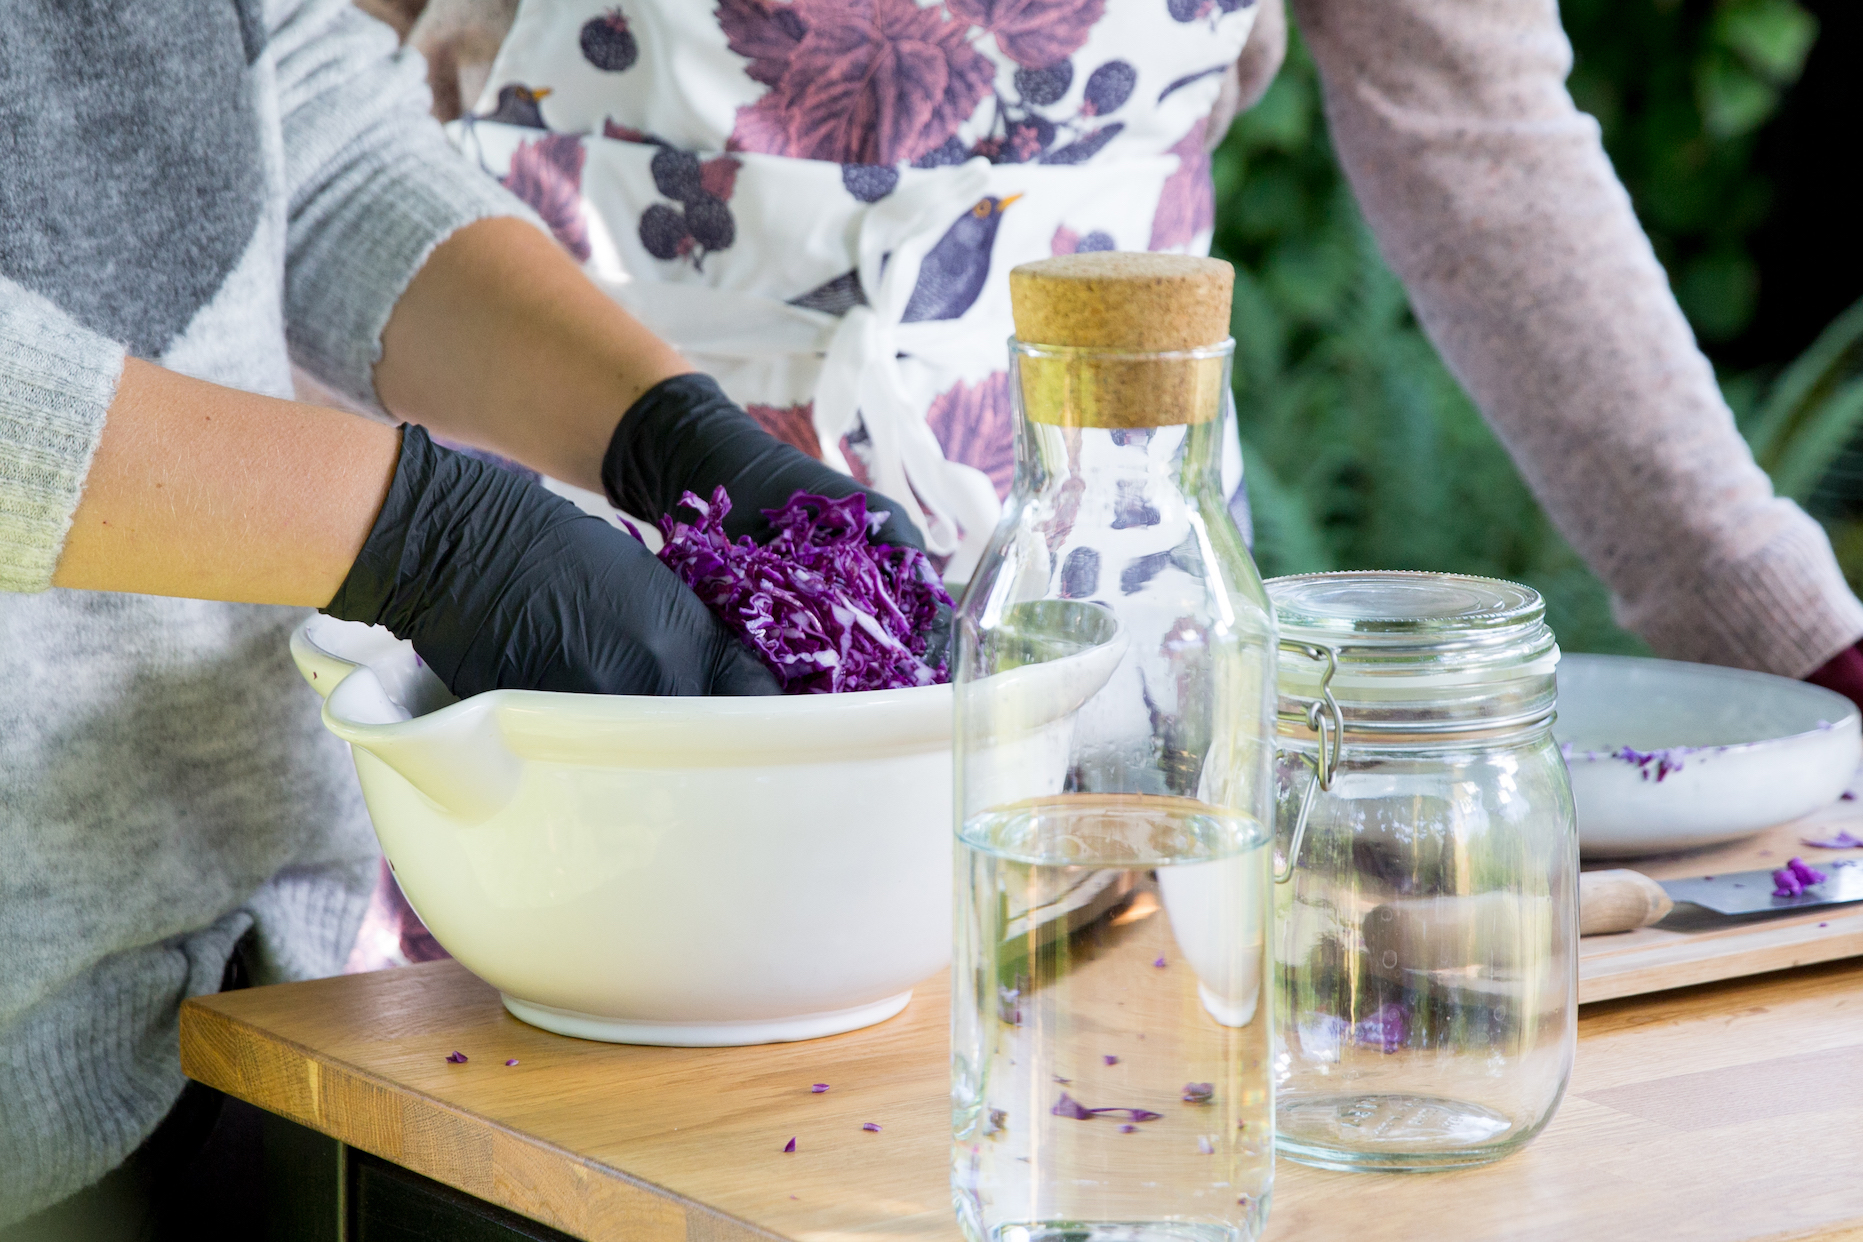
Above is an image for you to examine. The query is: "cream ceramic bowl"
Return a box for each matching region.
[292,614,1122,1045]
[1555,653,1861,857]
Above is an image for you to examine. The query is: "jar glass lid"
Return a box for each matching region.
[1271,572,1544,640]
[1269,570,1558,702]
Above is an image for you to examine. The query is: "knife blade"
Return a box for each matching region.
[1659,858,1863,916]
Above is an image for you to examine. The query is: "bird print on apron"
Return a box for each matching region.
[452,0,1258,580]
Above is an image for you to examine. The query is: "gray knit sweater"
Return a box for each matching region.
[0,0,531,1222]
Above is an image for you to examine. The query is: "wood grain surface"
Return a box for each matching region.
[181,953,1863,1242]
[1577,798,1863,1002]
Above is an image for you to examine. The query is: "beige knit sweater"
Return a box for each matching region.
[402,0,1863,678]
[1290,0,1863,676]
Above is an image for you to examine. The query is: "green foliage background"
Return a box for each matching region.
[1209,0,1834,655]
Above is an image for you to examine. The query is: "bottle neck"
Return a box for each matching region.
[1009,339,1234,505]
[1019,420,1227,505]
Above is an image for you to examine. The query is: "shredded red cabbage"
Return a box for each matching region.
[1181,1083,1214,1104]
[1788,857,1828,886]
[444,1051,467,1064]
[861,1122,883,1132]
[783,1136,797,1153]
[1353,1002,1409,1054]
[1053,1092,1163,1123]
[656,487,952,694]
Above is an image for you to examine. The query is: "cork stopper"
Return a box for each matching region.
[1008,253,1234,429]
[1010,253,1234,351]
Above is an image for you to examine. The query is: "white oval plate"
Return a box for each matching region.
[1555,653,1861,858]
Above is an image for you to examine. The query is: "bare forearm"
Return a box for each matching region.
[52,358,398,606]
[375,217,690,492]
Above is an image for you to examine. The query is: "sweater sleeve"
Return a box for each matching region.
[1291,0,1863,677]
[272,0,545,412]
[0,278,125,594]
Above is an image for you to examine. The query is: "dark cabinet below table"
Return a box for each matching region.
[265,1113,578,1242]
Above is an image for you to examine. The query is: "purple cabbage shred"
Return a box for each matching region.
[1118,1124,1138,1134]
[1803,830,1863,849]
[1197,1136,1216,1155]
[783,1137,797,1153]
[1772,869,1803,898]
[1103,1055,1119,1066]
[1612,746,1686,782]
[862,1122,883,1132]
[505,1059,519,1067]
[1353,1002,1409,1054]
[1152,956,1167,969]
[1787,856,1828,886]
[1182,1083,1214,1104]
[444,1051,467,1064]
[1053,1093,1163,1123]
[657,488,953,693]
[810,1083,829,1093]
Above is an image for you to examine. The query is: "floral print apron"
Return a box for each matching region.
[453,0,1259,578]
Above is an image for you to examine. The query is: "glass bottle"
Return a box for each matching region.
[1267,571,1577,1172]
[952,255,1278,1242]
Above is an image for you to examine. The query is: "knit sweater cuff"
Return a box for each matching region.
[283,134,544,414]
[0,283,125,594]
[1618,512,1863,679]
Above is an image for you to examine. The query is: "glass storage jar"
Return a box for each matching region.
[952,255,1279,1242]
[1266,571,1577,1172]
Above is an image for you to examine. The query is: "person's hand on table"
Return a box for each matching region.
[1806,641,1863,714]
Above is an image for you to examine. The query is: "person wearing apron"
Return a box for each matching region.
[450,0,1260,580]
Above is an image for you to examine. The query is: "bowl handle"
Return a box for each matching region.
[291,621,360,700]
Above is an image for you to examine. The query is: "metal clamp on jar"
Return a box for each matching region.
[1266,572,1578,1172]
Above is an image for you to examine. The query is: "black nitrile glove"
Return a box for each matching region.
[325,426,780,698]
[602,372,927,551]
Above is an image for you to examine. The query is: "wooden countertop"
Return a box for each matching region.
[182,953,1863,1242]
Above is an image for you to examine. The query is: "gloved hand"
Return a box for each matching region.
[325,426,780,698]
[602,372,927,551]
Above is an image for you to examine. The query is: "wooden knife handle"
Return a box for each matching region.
[1579,869,1673,936]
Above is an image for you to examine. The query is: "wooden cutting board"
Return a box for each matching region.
[1578,797,1863,1003]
